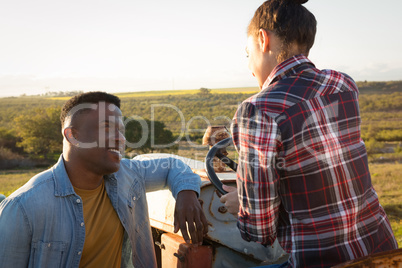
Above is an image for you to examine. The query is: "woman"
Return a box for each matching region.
[220,0,398,267]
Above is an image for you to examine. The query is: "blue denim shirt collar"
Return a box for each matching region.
[52,155,76,197]
[52,155,117,198]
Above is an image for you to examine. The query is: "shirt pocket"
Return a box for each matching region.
[127,180,144,209]
[30,241,67,268]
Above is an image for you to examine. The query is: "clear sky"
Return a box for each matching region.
[0,0,401,97]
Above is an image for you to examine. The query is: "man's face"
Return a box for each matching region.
[72,102,125,175]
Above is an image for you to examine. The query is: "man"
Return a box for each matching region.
[0,92,208,268]
[220,0,398,267]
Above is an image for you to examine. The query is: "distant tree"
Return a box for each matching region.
[198,87,211,97]
[124,117,177,154]
[14,106,62,159]
[0,127,22,154]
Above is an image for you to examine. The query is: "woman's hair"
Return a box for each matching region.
[248,0,317,62]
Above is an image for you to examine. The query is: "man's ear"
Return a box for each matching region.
[63,127,78,145]
[258,29,270,53]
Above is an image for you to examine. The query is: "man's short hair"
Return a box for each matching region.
[60,91,121,128]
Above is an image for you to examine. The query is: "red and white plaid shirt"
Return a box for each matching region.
[231,55,398,267]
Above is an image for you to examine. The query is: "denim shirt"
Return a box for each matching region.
[0,155,201,268]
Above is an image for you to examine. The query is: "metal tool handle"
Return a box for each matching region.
[204,137,237,195]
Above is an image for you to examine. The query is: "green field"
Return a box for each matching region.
[1,82,401,247]
[369,163,402,246]
[115,87,259,98]
[47,87,260,100]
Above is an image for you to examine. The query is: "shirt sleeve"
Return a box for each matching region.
[0,198,31,267]
[131,157,201,199]
[231,101,282,246]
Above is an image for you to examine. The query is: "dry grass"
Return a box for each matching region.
[47,87,259,100]
[370,163,402,246]
[0,169,42,196]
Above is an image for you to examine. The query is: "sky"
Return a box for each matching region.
[0,0,401,97]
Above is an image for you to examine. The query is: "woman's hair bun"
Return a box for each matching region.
[289,0,308,4]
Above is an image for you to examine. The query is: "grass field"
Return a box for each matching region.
[0,169,43,196]
[47,87,259,100]
[1,162,401,247]
[369,163,402,246]
[1,84,401,248]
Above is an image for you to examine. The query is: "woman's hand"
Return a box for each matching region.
[219,185,239,217]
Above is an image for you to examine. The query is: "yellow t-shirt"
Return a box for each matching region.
[74,180,124,268]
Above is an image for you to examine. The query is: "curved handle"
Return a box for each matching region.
[204,137,234,195]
